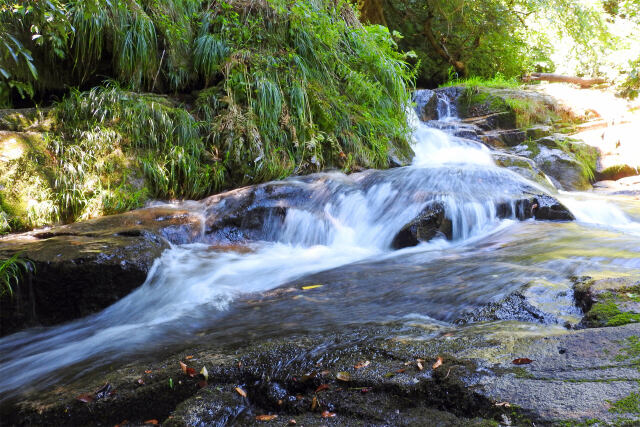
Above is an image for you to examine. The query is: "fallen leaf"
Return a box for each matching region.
[198,380,208,389]
[144,420,159,425]
[321,411,337,418]
[315,384,330,393]
[75,393,94,403]
[495,402,511,407]
[278,399,283,405]
[383,372,395,378]
[417,362,424,371]
[145,370,152,374]
[395,368,406,374]
[416,358,425,363]
[354,360,370,369]
[180,361,188,374]
[235,387,247,397]
[288,420,297,425]
[336,371,351,382]
[256,414,278,421]
[512,358,533,365]
[302,285,323,290]
[185,355,194,360]
[300,372,317,382]
[311,396,318,411]
[137,378,145,385]
[200,366,209,381]
[186,367,196,377]
[115,420,129,427]
[432,357,443,370]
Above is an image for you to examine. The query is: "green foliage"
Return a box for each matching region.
[0,253,33,298]
[1,1,414,227]
[609,392,640,414]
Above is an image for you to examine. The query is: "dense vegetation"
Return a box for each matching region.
[0,0,415,230]
[359,0,640,91]
[0,0,638,232]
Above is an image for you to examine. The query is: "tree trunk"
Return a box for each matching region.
[524,73,606,88]
[357,0,387,25]
[422,14,467,77]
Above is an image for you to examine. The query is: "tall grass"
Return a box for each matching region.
[0,254,34,298]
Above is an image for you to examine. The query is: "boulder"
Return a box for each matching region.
[0,207,203,336]
[412,89,438,121]
[391,202,452,249]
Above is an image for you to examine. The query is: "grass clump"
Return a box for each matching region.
[440,72,521,89]
[0,254,33,298]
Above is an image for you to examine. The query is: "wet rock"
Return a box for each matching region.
[413,89,438,121]
[491,152,554,190]
[0,207,203,336]
[525,125,553,140]
[461,112,517,131]
[391,203,452,249]
[534,146,592,191]
[474,323,640,425]
[7,321,640,426]
[480,129,526,148]
[456,291,560,325]
[203,183,309,243]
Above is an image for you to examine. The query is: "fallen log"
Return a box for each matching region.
[524,73,606,88]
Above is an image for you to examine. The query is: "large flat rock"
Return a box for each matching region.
[0,207,203,336]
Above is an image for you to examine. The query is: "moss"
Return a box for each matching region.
[600,165,639,181]
[586,301,640,327]
[609,392,640,415]
[616,336,640,362]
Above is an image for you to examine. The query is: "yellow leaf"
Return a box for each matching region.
[200,366,208,381]
[302,285,323,290]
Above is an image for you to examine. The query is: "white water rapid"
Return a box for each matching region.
[1,92,639,401]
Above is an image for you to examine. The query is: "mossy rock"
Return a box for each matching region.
[0,131,56,232]
[573,276,640,328]
[599,165,639,181]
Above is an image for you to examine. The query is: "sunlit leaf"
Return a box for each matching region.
[235,386,247,397]
[256,414,278,421]
[336,371,350,382]
[432,357,443,370]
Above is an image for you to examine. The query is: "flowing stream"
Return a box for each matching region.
[1,94,640,402]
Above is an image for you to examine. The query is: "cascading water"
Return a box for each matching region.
[1,94,640,402]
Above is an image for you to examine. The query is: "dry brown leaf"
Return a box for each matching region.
[75,393,94,403]
[288,420,297,425]
[395,369,406,373]
[180,361,188,374]
[255,414,278,421]
[311,396,318,411]
[185,355,194,360]
[432,357,443,370]
[354,360,370,369]
[512,358,533,365]
[235,387,247,397]
[144,370,152,374]
[144,420,159,425]
[321,411,337,418]
[315,384,330,393]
